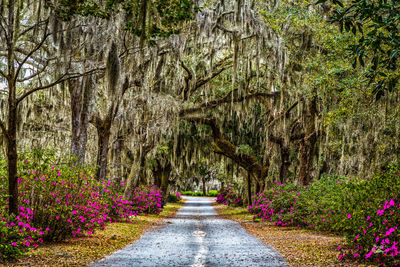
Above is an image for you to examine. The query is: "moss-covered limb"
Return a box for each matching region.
[180,55,233,100]
[180,91,280,116]
[184,116,268,191]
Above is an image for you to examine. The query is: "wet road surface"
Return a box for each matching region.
[92,196,288,267]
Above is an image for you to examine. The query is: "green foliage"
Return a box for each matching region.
[180,191,204,196]
[0,220,24,260]
[318,0,400,98]
[206,190,218,197]
[250,163,400,264]
[167,194,179,203]
[181,191,194,195]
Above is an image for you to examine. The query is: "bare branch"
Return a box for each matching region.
[18,18,49,37]
[0,68,8,79]
[183,117,222,139]
[14,30,51,83]
[16,67,105,105]
[184,55,233,99]
[183,116,267,177]
[16,61,49,82]
[180,59,193,97]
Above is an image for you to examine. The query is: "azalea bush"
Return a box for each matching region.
[248,163,400,265]
[216,188,242,206]
[0,153,164,260]
[249,183,303,226]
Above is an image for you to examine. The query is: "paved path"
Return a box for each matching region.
[92,196,288,267]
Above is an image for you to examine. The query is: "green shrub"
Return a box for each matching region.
[181,191,194,196]
[167,192,182,203]
[206,190,218,197]
[249,163,400,265]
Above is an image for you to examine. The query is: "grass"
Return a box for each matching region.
[214,203,372,267]
[6,201,184,267]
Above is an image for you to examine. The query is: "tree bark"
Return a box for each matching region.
[123,144,153,198]
[269,134,290,184]
[297,94,318,186]
[280,145,290,184]
[247,171,252,205]
[112,136,123,183]
[202,176,206,196]
[7,83,18,216]
[69,76,95,164]
[151,159,171,206]
[96,124,111,180]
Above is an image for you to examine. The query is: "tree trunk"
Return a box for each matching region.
[298,134,317,186]
[112,137,123,183]
[96,127,111,180]
[247,172,252,205]
[280,146,290,184]
[255,181,260,194]
[69,76,95,164]
[297,94,318,186]
[6,0,17,216]
[160,170,170,206]
[7,91,18,215]
[123,144,153,198]
[202,176,206,196]
[69,79,85,162]
[124,162,141,197]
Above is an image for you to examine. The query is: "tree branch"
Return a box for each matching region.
[16,61,49,82]
[267,101,299,128]
[183,116,267,177]
[16,67,105,105]
[0,69,8,79]
[269,133,283,145]
[184,117,222,139]
[180,91,280,116]
[14,23,50,83]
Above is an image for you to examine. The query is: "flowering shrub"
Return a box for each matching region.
[0,155,164,260]
[248,163,400,265]
[248,183,303,226]
[338,198,399,265]
[123,185,163,215]
[216,188,242,206]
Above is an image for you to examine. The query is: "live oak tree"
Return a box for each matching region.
[1,0,399,210]
[0,0,102,215]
